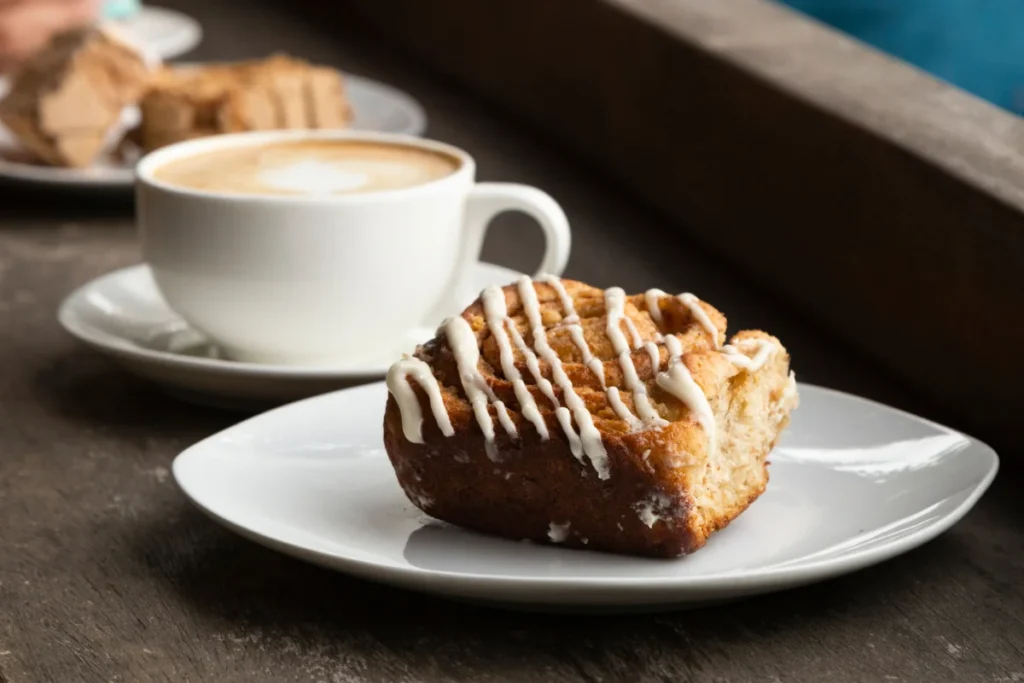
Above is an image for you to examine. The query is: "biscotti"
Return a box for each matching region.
[137,55,352,152]
[0,26,149,167]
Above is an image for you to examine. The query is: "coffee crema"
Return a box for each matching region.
[151,140,461,196]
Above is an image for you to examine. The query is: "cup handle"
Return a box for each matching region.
[425,182,572,325]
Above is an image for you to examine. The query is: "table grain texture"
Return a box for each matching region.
[0,1,1020,682]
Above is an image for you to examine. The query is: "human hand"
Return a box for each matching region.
[0,0,100,72]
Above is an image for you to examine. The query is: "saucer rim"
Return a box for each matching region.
[58,262,522,380]
[171,380,1000,604]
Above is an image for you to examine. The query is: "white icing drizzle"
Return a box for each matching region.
[481,286,550,440]
[540,274,580,325]
[548,521,571,543]
[678,293,719,347]
[504,320,559,407]
[519,276,610,479]
[644,341,661,373]
[656,334,717,454]
[494,403,518,437]
[623,316,644,350]
[568,325,606,386]
[604,288,670,429]
[554,407,584,458]
[644,289,665,325]
[634,492,672,528]
[606,386,642,430]
[644,288,720,347]
[386,277,784,477]
[721,338,778,371]
[540,275,605,386]
[386,357,455,443]
[445,316,516,449]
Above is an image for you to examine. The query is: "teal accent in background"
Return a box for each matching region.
[102,0,142,20]
[777,0,1024,114]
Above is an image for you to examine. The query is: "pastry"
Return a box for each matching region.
[383,277,798,558]
[137,54,353,152]
[0,26,149,168]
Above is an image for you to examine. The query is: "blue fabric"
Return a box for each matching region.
[777,0,1024,113]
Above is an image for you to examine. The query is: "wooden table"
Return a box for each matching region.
[0,1,1020,681]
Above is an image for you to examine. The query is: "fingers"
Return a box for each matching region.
[0,0,101,71]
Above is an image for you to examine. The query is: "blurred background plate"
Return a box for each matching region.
[0,72,427,188]
[344,72,427,139]
[113,6,203,60]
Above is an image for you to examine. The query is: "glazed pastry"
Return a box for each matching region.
[383,277,799,558]
[137,54,352,152]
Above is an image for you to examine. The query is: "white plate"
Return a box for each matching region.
[114,6,203,60]
[0,72,427,188]
[59,262,518,409]
[172,381,999,611]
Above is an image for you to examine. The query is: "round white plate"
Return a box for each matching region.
[59,262,518,409]
[113,6,203,60]
[173,381,999,612]
[0,72,427,188]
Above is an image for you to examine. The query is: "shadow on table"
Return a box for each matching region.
[123,500,973,667]
[0,180,135,217]
[32,348,236,437]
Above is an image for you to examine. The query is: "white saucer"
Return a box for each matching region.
[173,381,999,612]
[0,72,427,188]
[59,262,520,409]
[114,6,203,60]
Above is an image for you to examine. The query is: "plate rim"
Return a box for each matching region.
[58,262,524,379]
[171,381,1000,599]
[344,72,428,138]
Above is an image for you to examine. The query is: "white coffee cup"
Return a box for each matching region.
[135,130,571,366]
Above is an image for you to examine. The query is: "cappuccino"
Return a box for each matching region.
[152,140,461,196]
[137,130,572,365]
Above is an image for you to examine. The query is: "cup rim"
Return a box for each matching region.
[135,129,475,203]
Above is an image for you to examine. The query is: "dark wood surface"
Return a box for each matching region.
[317,0,1024,462]
[0,1,1021,681]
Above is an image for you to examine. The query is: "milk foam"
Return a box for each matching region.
[153,140,460,196]
[259,161,370,194]
[258,158,445,195]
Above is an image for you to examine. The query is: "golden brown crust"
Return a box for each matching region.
[383,279,798,558]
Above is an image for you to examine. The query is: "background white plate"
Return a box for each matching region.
[0,72,427,188]
[172,381,999,612]
[115,6,203,60]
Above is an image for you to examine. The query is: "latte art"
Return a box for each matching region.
[152,140,461,196]
[257,160,372,194]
